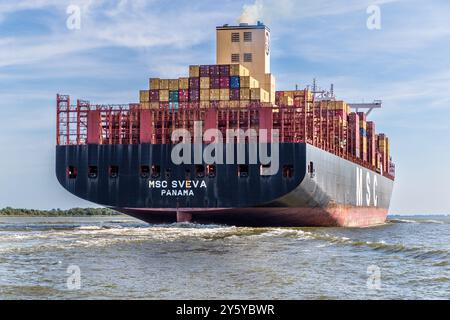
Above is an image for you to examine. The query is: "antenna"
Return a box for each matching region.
[295,84,298,90]
[330,84,334,98]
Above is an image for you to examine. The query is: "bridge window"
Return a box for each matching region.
[109,166,119,178]
[88,166,98,179]
[185,168,191,179]
[67,166,77,179]
[207,165,216,178]
[244,32,252,42]
[151,165,160,178]
[140,165,150,179]
[238,165,249,178]
[282,165,294,179]
[195,165,205,178]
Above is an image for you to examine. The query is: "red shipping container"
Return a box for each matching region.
[159,102,169,109]
[149,90,159,102]
[209,65,220,77]
[210,77,221,89]
[219,65,230,76]
[179,102,190,109]
[199,65,209,77]
[178,89,189,102]
[348,112,360,158]
[189,89,200,102]
[230,89,240,101]
[219,76,230,88]
[189,77,200,89]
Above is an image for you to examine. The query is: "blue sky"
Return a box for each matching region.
[0,0,449,214]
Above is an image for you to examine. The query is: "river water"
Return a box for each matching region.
[0,215,448,299]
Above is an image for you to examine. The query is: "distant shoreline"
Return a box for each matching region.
[0,207,121,217]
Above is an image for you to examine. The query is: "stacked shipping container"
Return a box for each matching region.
[140,64,270,110]
[135,66,391,175]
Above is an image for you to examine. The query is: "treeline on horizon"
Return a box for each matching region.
[0,207,121,216]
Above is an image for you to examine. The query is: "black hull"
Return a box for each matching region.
[56,143,394,227]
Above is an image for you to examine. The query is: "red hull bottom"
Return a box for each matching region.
[118,207,389,228]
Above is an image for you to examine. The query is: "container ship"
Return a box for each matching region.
[55,22,395,227]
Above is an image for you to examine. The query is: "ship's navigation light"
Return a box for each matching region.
[67,166,78,179]
[207,165,216,178]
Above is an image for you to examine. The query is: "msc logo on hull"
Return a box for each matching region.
[356,167,378,207]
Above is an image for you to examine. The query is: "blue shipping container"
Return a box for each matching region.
[169,91,179,102]
[230,76,240,89]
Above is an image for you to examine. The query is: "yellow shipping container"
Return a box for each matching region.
[230,64,249,77]
[149,78,160,90]
[240,100,250,108]
[229,101,240,109]
[210,89,220,101]
[159,79,169,90]
[200,101,210,109]
[179,77,189,90]
[189,65,200,77]
[219,101,228,109]
[159,90,169,102]
[280,96,294,106]
[240,76,259,89]
[140,102,150,109]
[240,88,250,100]
[150,102,159,109]
[284,91,294,99]
[139,90,149,103]
[168,79,179,91]
[220,89,230,101]
[250,88,270,102]
[200,89,210,101]
[200,77,210,89]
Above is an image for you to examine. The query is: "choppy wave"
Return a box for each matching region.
[389,218,448,224]
[0,221,448,267]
